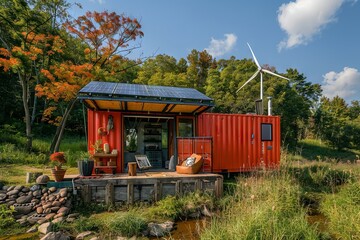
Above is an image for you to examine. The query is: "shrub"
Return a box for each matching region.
[0,205,15,229]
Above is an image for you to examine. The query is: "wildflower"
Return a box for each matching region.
[50,152,66,169]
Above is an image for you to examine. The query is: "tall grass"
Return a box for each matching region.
[201,171,319,240]
[321,181,360,239]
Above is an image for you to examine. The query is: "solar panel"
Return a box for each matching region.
[80,81,212,101]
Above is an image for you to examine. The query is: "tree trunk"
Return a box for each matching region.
[50,99,77,153]
[20,74,32,152]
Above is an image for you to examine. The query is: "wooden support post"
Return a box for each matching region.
[195,179,202,191]
[154,182,161,202]
[127,183,134,204]
[82,185,92,203]
[214,177,223,198]
[26,172,43,184]
[105,183,114,206]
[175,180,182,197]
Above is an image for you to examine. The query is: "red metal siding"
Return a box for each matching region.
[197,113,280,172]
[88,110,123,173]
[177,137,213,172]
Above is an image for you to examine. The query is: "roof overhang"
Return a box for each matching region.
[77,81,214,115]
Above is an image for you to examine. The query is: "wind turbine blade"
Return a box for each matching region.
[236,69,260,93]
[262,69,290,81]
[247,43,261,69]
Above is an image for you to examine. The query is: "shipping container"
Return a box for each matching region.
[79,81,281,174]
[197,113,281,172]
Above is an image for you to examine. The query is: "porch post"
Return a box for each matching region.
[173,118,178,166]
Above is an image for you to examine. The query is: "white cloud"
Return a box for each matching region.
[89,0,105,4]
[277,0,345,50]
[205,33,237,57]
[322,67,360,102]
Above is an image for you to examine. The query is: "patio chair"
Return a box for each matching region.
[134,155,152,171]
[176,153,203,174]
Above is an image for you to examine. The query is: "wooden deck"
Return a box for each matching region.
[71,172,223,205]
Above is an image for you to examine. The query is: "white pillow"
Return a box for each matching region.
[185,157,195,167]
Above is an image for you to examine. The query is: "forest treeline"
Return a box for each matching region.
[0,0,359,153]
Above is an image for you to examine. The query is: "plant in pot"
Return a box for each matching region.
[77,152,94,176]
[50,152,67,182]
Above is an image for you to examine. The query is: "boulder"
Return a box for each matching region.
[48,187,57,193]
[0,193,6,201]
[13,203,34,215]
[52,216,65,224]
[51,201,61,207]
[40,231,70,240]
[38,222,53,235]
[30,184,40,191]
[7,189,19,196]
[14,185,24,191]
[59,189,68,198]
[36,175,50,184]
[7,186,15,191]
[36,207,44,214]
[45,213,56,220]
[26,225,38,233]
[67,213,80,218]
[57,207,70,215]
[75,231,94,240]
[33,190,42,197]
[51,207,60,212]
[148,221,174,237]
[22,187,30,193]
[16,195,33,204]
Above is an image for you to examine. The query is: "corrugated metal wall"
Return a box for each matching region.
[197,113,280,172]
[88,110,123,173]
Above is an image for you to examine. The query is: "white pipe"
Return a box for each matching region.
[260,72,263,100]
[267,97,272,116]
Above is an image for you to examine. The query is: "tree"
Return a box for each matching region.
[0,0,71,151]
[36,10,143,153]
[134,54,187,86]
[314,96,351,150]
[186,49,212,91]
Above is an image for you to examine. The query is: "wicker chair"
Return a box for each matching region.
[176,154,203,174]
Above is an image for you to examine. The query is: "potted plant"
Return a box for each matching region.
[77,152,94,176]
[50,152,67,182]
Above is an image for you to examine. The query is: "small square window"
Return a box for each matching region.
[261,123,272,141]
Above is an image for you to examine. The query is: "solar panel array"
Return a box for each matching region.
[80,81,213,101]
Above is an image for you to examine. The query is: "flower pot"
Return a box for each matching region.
[51,169,66,182]
[78,160,94,176]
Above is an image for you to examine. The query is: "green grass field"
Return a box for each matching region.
[1,133,360,239]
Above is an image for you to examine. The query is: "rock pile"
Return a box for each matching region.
[0,184,73,226]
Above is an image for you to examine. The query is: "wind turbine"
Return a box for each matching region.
[236,43,290,100]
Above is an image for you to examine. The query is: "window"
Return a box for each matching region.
[178,118,194,137]
[261,123,272,141]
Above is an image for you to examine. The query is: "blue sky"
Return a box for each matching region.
[69,0,360,103]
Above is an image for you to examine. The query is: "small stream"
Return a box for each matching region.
[160,218,208,240]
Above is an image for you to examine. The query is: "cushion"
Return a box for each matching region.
[185,157,196,167]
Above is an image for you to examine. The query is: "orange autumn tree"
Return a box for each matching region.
[0,31,65,151]
[36,10,143,153]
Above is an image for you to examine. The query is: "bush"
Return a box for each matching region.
[0,205,15,229]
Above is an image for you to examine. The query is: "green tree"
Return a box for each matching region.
[186,49,212,91]
[314,96,351,150]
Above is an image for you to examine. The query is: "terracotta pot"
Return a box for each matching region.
[51,169,66,182]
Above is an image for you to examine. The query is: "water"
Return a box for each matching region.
[162,218,208,240]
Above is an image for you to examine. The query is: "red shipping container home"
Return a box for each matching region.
[77,81,280,174]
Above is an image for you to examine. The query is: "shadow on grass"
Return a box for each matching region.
[299,140,359,163]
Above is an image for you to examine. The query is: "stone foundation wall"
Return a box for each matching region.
[0,184,73,225]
